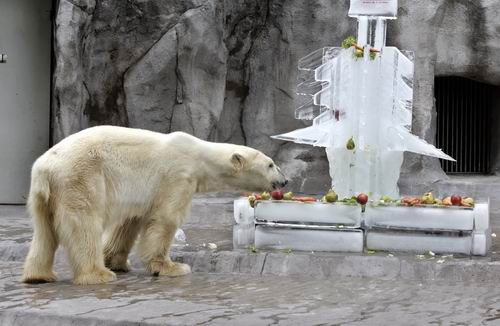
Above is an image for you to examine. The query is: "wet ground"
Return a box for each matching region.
[2,191,500,325]
[1,261,500,325]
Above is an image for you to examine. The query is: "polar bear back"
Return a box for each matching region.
[32,126,204,220]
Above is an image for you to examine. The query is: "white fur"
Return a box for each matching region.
[22,126,286,285]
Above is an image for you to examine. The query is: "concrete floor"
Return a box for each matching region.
[2,261,500,325]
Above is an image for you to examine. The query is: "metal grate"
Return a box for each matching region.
[435,76,492,174]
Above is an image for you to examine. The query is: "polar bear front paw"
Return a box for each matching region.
[74,268,117,285]
[148,260,191,277]
[21,270,57,284]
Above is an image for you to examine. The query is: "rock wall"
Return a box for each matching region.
[52,0,500,194]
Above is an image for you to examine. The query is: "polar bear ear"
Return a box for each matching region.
[231,153,245,172]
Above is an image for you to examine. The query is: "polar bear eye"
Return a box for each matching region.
[268,163,274,168]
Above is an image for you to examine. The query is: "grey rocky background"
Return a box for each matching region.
[52,0,500,194]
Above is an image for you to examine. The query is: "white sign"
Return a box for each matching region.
[348,0,398,18]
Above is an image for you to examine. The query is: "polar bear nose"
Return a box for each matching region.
[273,180,288,189]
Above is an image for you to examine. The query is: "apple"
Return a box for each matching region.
[450,195,462,206]
[357,193,368,205]
[271,190,284,200]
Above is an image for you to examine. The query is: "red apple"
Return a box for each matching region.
[450,195,462,206]
[271,190,284,200]
[357,193,368,205]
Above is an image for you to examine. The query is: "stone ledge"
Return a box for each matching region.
[167,250,500,282]
[0,311,132,326]
[3,240,500,282]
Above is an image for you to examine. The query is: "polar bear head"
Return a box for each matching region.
[224,147,288,192]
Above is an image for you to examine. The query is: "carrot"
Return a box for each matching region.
[351,44,380,53]
[292,196,317,202]
[351,44,364,51]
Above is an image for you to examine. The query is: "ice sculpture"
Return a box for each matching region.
[273,0,454,199]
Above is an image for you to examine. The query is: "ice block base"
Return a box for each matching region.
[366,230,473,255]
[233,223,255,249]
[254,200,361,227]
[364,205,474,231]
[255,225,363,252]
[232,198,491,256]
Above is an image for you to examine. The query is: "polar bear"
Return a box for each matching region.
[21,126,287,285]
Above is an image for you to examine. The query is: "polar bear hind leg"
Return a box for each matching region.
[21,188,58,284]
[59,207,116,285]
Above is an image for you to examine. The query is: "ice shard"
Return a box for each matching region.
[273,0,454,199]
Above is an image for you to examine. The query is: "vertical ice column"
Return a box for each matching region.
[324,15,404,199]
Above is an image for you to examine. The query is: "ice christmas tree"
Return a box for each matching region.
[272,0,454,199]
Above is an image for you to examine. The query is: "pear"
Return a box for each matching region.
[261,192,271,200]
[346,137,355,150]
[381,195,393,203]
[421,192,435,205]
[248,195,256,208]
[325,189,338,203]
[461,197,475,207]
[283,192,294,200]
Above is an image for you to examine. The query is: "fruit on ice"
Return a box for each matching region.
[271,190,284,200]
[261,192,271,200]
[325,189,338,203]
[421,192,436,205]
[283,192,294,200]
[248,195,256,208]
[461,197,474,207]
[451,195,462,206]
[357,193,368,205]
[346,137,355,150]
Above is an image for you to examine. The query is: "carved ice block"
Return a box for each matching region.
[472,230,491,256]
[255,226,364,252]
[366,231,473,255]
[364,206,475,231]
[473,202,490,231]
[233,223,255,249]
[254,201,361,227]
[233,197,254,225]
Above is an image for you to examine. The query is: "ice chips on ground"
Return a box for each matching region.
[175,229,186,242]
[207,243,217,250]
